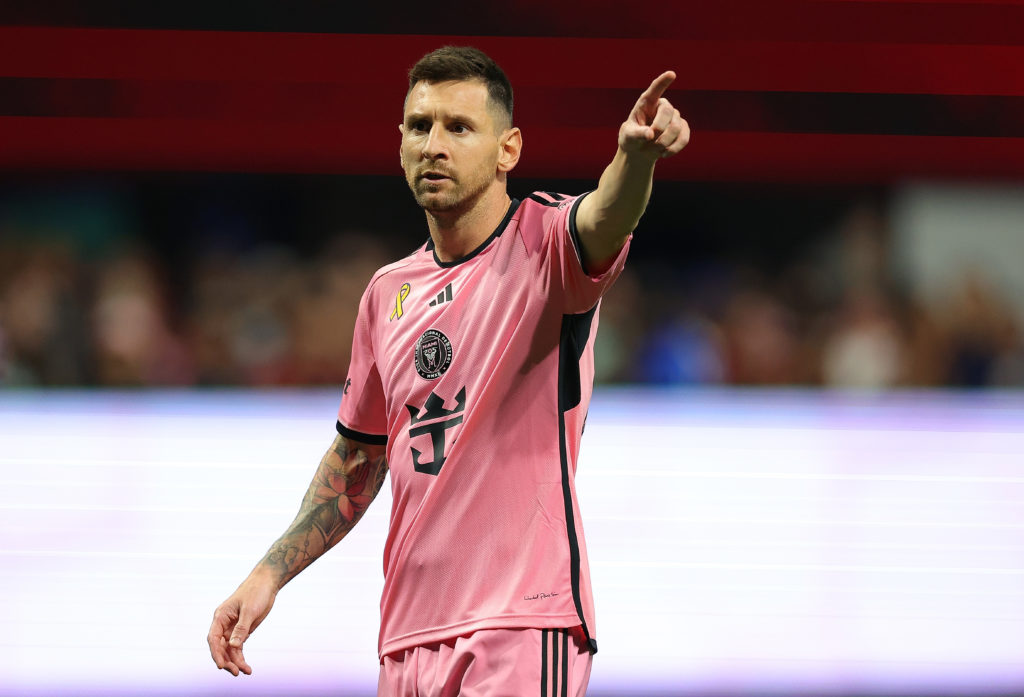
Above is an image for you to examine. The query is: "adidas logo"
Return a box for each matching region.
[428,283,453,307]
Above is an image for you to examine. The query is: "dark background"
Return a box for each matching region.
[1,1,1022,388]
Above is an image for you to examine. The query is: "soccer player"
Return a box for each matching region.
[208,46,689,696]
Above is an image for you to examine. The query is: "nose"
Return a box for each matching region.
[422,123,449,160]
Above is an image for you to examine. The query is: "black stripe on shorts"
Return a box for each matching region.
[541,629,570,697]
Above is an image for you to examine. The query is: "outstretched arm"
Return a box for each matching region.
[207,433,388,676]
[574,71,689,273]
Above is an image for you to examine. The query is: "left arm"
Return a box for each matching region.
[574,71,689,273]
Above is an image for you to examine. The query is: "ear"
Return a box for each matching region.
[497,127,522,173]
[398,124,405,169]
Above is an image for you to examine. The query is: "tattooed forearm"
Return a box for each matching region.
[260,434,388,587]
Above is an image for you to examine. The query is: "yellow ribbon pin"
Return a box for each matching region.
[390,283,411,321]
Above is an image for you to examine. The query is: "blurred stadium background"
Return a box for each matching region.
[2,2,1023,696]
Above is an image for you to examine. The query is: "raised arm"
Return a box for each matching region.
[207,433,388,676]
[574,71,689,273]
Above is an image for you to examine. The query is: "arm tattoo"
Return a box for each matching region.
[261,435,388,587]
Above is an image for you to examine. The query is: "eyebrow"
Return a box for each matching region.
[404,111,481,127]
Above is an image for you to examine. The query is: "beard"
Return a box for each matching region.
[406,166,491,214]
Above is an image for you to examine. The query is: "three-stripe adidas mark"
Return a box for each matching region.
[429,283,453,307]
[541,628,571,697]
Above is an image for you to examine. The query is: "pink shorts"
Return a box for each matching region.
[378,627,593,697]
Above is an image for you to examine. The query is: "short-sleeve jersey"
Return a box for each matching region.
[337,192,629,659]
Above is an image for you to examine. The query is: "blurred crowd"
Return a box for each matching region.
[597,205,1024,388]
[1,197,1023,389]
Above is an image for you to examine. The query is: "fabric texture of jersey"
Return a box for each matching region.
[336,192,630,659]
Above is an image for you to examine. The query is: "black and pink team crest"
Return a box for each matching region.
[414,329,452,379]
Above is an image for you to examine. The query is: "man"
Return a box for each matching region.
[208,46,688,695]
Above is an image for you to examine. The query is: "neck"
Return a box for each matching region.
[426,185,511,263]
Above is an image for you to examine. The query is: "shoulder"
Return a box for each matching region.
[365,244,425,291]
[518,191,578,214]
[512,191,584,247]
[360,244,426,309]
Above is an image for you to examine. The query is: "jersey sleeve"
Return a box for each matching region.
[336,281,388,445]
[535,191,632,314]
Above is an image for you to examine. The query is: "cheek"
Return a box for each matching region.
[468,143,499,170]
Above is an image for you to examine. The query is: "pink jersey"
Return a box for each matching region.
[337,192,629,659]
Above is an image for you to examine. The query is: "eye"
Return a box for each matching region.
[450,123,469,134]
[410,120,429,133]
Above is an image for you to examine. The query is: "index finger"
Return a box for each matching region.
[639,71,677,106]
[208,611,237,671]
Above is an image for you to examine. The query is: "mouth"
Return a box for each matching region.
[420,171,452,182]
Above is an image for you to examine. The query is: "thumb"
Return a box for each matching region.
[229,621,251,648]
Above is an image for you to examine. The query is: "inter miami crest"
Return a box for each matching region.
[414,329,452,380]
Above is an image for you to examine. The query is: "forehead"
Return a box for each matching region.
[403,79,492,120]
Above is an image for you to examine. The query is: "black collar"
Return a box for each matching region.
[425,199,521,268]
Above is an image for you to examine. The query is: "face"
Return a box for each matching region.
[400,79,510,214]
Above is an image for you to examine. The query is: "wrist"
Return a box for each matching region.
[615,144,660,169]
[250,559,288,592]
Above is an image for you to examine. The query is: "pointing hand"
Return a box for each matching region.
[618,71,690,160]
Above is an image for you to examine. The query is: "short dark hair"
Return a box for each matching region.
[407,46,513,128]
